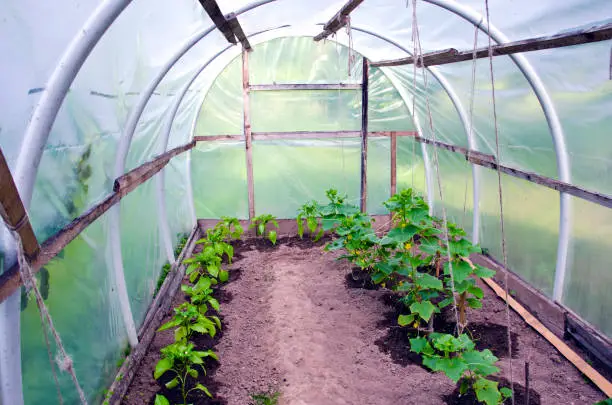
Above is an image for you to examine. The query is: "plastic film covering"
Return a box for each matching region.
[20,212,126,405]
[0,0,612,403]
[194,37,416,218]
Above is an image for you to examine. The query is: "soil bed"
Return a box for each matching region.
[123,237,605,404]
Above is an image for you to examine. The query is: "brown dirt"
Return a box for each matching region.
[123,238,606,405]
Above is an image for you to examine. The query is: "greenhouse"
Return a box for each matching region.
[0,0,611,404]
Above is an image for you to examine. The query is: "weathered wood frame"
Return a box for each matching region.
[313,0,365,42]
[372,22,612,68]
[360,57,369,212]
[193,130,417,142]
[0,141,195,304]
[242,48,256,219]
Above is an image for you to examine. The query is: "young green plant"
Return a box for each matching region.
[250,214,280,244]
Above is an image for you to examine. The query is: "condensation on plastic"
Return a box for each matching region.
[1,1,612,403]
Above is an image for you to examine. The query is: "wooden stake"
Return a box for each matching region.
[482,277,612,397]
[360,58,369,213]
[242,48,256,219]
[0,148,40,260]
[390,132,397,196]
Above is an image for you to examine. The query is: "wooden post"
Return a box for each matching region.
[0,148,39,260]
[242,48,255,219]
[390,132,397,196]
[360,57,369,213]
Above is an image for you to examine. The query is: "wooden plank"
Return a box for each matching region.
[0,142,195,304]
[314,0,365,42]
[360,58,369,213]
[194,131,418,142]
[242,49,256,219]
[0,149,40,260]
[482,277,612,397]
[565,310,612,371]
[198,0,237,44]
[226,13,251,51]
[390,133,397,196]
[249,83,362,91]
[467,154,612,209]
[107,225,201,405]
[372,22,612,68]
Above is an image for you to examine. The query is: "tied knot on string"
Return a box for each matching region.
[56,353,74,372]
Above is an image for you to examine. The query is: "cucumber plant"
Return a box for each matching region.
[154,341,218,404]
[250,214,280,244]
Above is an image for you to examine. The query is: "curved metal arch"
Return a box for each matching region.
[423,0,571,301]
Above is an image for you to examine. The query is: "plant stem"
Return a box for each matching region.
[457,291,467,333]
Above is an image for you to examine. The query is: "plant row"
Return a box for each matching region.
[296,189,513,405]
[153,215,279,405]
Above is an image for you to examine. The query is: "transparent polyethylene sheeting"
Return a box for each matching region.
[0,0,612,403]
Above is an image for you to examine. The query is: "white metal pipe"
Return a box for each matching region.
[3,1,134,404]
[424,0,571,302]
[350,26,479,242]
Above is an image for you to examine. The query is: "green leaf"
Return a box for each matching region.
[258,223,265,236]
[314,228,324,242]
[157,319,180,331]
[419,237,442,255]
[468,285,484,299]
[175,326,188,341]
[186,263,199,275]
[438,297,453,309]
[165,377,179,389]
[500,387,513,399]
[195,350,219,361]
[211,315,222,330]
[409,337,429,354]
[432,357,468,383]
[415,273,443,290]
[219,270,229,283]
[371,271,387,284]
[207,297,220,312]
[189,354,204,365]
[268,230,277,245]
[188,368,198,378]
[398,314,415,326]
[474,377,502,405]
[195,384,213,398]
[191,322,212,336]
[462,349,499,376]
[154,395,170,405]
[154,358,173,379]
[386,226,419,243]
[189,271,199,283]
[474,265,496,279]
[297,218,304,238]
[410,300,437,322]
[321,218,339,231]
[467,297,483,309]
[445,260,473,283]
[307,217,318,233]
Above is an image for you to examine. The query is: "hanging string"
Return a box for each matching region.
[410,0,462,333]
[483,1,515,402]
[345,16,356,77]
[12,232,88,405]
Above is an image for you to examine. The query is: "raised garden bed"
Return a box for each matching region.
[120,235,605,404]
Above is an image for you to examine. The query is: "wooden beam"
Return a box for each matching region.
[0,149,40,261]
[372,22,612,68]
[249,83,362,91]
[408,134,612,210]
[194,131,417,142]
[313,0,365,42]
[0,141,195,304]
[226,13,251,51]
[242,49,256,219]
[197,0,237,44]
[390,133,397,196]
[360,58,369,213]
[482,277,612,397]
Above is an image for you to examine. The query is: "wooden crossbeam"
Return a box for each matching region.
[314,0,365,42]
[0,141,196,304]
[227,13,251,51]
[0,149,40,260]
[249,83,362,91]
[198,0,237,44]
[372,22,612,68]
[193,130,418,142]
